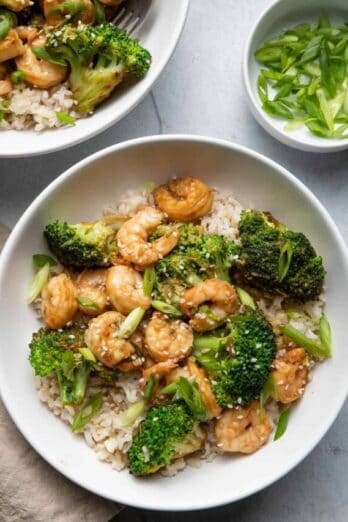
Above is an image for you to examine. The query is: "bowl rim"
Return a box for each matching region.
[1,134,348,510]
[0,0,190,158]
[242,0,348,153]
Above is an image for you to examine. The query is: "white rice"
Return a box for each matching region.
[35,186,324,476]
[0,83,80,131]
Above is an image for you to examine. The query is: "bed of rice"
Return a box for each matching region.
[36,187,324,476]
[0,83,80,131]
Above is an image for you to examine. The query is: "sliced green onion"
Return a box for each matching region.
[281,325,329,358]
[143,266,155,296]
[32,46,67,66]
[278,241,293,282]
[78,347,96,363]
[119,400,145,427]
[76,296,99,313]
[236,287,256,310]
[145,180,156,197]
[72,392,103,432]
[56,112,76,126]
[193,335,226,351]
[260,375,278,408]
[0,8,17,40]
[10,70,26,85]
[143,375,156,401]
[93,0,106,24]
[274,408,291,441]
[319,313,332,357]
[160,382,178,395]
[27,263,50,304]
[161,377,208,422]
[151,300,182,317]
[117,307,145,339]
[32,253,57,269]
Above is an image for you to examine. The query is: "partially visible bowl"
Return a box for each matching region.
[0,135,348,510]
[0,0,189,158]
[243,0,348,153]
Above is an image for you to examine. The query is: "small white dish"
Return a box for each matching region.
[0,135,348,510]
[0,0,189,158]
[243,0,348,153]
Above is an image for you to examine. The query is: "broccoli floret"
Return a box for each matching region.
[194,309,276,408]
[154,224,240,302]
[44,219,119,268]
[127,403,205,476]
[40,23,151,114]
[29,326,91,404]
[238,210,325,302]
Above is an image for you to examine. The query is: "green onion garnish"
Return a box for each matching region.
[274,408,291,441]
[281,324,329,358]
[10,70,26,85]
[78,347,96,363]
[161,377,208,422]
[278,241,293,282]
[120,400,145,427]
[319,313,332,357]
[56,112,76,126]
[72,392,103,432]
[27,263,50,304]
[145,180,156,197]
[117,307,145,339]
[151,300,182,317]
[236,287,256,310]
[32,253,57,269]
[260,374,278,408]
[76,296,99,313]
[143,266,155,296]
[143,375,156,401]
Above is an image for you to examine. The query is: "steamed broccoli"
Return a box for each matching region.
[29,326,117,404]
[194,309,276,408]
[127,403,205,476]
[44,219,119,268]
[38,23,151,114]
[237,210,325,302]
[154,224,240,303]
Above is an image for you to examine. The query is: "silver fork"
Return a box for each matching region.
[112,0,152,37]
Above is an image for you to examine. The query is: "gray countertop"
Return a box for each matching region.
[1,0,347,520]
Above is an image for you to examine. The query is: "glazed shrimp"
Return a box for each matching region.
[215,401,273,454]
[0,30,24,63]
[106,265,151,315]
[187,358,222,419]
[117,206,179,267]
[143,360,178,383]
[181,279,238,332]
[272,348,309,404]
[144,312,193,362]
[85,311,134,368]
[76,269,108,316]
[41,273,78,329]
[153,176,213,222]
[0,65,12,95]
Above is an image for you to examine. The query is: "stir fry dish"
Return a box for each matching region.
[28,176,331,476]
[0,0,151,130]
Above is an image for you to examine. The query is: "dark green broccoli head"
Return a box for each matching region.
[194,309,276,408]
[154,224,240,301]
[39,23,151,114]
[44,219,119,268]
[238,210,325,302]
[127,403,204,476]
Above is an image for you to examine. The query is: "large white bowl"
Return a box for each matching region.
[0,135,347,510]
[243,0,348,153]
[0,1,189,158]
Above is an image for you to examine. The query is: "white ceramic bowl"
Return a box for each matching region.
[0,135,347,510]
[0,1,189,158]
[243,0,348,153]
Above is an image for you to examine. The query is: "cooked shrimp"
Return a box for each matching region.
[181,279,238,332]
[15,38,67,89]
[187,358,221,419]
[0,76,12,95]
[85,311,134,368]
[43,0,95,26]
[17,26,39,44]
[76,269,108,316]
[106,265,151,315]
[215,401,273,454]
[117,206,179,267]
[153,176,213,221]
[0,29,24,64]
[143,360,178,382]
[41,273,78,329]
[272,348,309,404]
[145,312,193,362]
